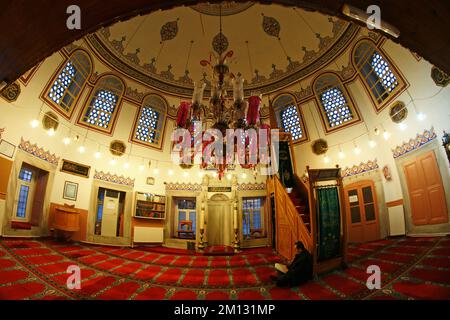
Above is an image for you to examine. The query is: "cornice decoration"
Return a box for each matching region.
[87,21,359,97]
[191,2,255,16]
[342,159,379,178]
[93,170,135,187]
[18,137,60,166]
[125,86,145,102]
[392,128,437,159]
[337,63,356,80]
[165,182,202,192]
[237,183,266,191]
[294,85,313,101]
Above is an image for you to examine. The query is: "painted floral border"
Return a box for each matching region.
[18,137,60,166]
[392,128,436,159]
[237,183,266,191]
[342,159,379,178]
[93,170,135,187]
[165,182,202,192]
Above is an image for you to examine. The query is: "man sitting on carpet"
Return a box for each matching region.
[270,241,313,287]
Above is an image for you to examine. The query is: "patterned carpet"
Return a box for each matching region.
[0,236,449,300]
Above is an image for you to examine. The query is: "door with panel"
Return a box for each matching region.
[345,180,380,243]
[403,151,448,226]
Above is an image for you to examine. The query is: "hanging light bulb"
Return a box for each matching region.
[398,123,408,131]
[373,127,380,136]
[369,140,377,148]
[383,130,391,140]
[124,162,130,169]
[323,155,330,164]
[110,158,117,166]
[47,128,55,136]
[183,171,189,178]
[30,119,40,128]
[78,146,86,154]
[153,168,160,175]
[213,172,218,178]
[168,169,174,176]
[63,137,71,145]
[417,113,427,121]
[198,171,205,178]
[227,173,232,180]
[241,173,247,179]
[353,142,361,155]
[139,164,145,172]
[338,151,345,159]
[94,151,101,159]
[73,135,80,142]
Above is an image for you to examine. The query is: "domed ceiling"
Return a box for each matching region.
[85,2,359,97]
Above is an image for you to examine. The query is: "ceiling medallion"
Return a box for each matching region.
[262,14,281,38]
[212,32,229,55]
[42,111,59,131]
[312,139,329,155]
[431,66,450,87]
[160,18,179,42]
[389,101,408,123]
[109,140,126,157]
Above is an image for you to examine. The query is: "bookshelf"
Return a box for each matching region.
[134,192,166,220]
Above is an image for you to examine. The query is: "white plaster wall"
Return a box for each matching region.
[0,30,449,236]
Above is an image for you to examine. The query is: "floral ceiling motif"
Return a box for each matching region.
[160,19,179,42]
[262,14,281,38]
[212,32,229,55]
[86,5,358,97]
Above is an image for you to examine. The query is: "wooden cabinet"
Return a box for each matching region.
[53,205,80,232]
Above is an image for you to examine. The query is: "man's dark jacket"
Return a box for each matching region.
[277,250,313,287]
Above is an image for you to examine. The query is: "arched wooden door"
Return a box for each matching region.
[344,180,380,243]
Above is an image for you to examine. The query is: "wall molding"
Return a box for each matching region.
[341,159,379,178]
[237,183,266,191]
[18,137,60,166]
[392,127,437,159]
[165,182,202,192]
[93,170,135,187]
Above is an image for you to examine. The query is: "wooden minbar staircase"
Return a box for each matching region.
[267,132,347,277]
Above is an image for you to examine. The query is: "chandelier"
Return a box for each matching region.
[174,4,270,179]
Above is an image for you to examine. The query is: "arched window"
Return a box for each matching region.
[45,50,92,119]
[132,94,167,149]
[273,94,308,143]
[314,73,361,132]
[78,75,124,134]
[354,41,404,110]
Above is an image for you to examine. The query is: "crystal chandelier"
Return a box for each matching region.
[174,3,270,179]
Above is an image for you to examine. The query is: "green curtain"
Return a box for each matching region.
[277,141,294,188]
[316,187,341,261]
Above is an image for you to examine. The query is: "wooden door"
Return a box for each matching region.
[345,180,380,243]
[403,151,448,226]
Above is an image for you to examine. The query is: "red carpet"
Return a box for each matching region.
[0,236,449,300]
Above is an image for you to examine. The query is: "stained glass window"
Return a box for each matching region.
[371,52,398,93]
[273,94,307,142]
[280,105,303,140]
[83,89,118,129]
[16,185,30,218]
[132,95,167,147]
[47,51,92,114]
[135,107,161,144]
[19,168,33,182]
[320,87,354,128]
[242,198,264,240]
[354,41,400,105]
